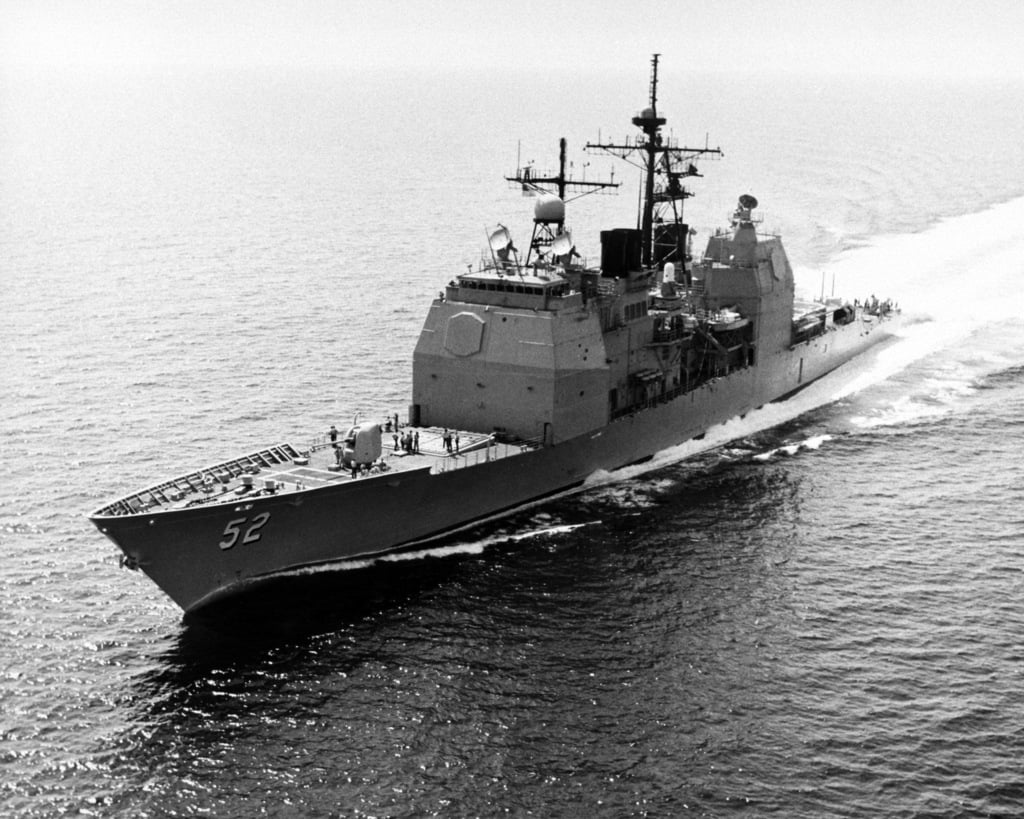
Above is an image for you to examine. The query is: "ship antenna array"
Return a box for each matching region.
[505,137,619,203]
[648,52,660,114]
[585,53,724,268]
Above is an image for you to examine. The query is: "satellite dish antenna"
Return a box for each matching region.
[739,194,758,210]
[489,226,512,251]
[551,231,573,257]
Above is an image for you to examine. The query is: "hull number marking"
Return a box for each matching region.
[219,512,271,550]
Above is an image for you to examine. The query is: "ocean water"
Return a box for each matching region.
[2,65,1024,817]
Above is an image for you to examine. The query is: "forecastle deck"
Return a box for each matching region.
[93,427,540,518]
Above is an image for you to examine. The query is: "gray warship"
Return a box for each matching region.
[89,56,900,614]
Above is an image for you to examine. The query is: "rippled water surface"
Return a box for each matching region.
[3,67,1024,817]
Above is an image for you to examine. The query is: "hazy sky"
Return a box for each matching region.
[4,0,1024,80]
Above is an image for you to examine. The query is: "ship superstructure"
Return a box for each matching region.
[89,56,899,615]
[414,55,791,447]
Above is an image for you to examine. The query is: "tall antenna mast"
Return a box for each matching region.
[586,54,723,269]
[648,52,660,113]
[635,53,665,267]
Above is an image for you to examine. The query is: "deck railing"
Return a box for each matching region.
[429,437,540,474]
[97,443,303,516]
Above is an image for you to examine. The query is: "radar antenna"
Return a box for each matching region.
[506,137,618,203]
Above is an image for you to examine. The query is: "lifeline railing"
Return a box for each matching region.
[430,435,542,474]
[97,443,303,516]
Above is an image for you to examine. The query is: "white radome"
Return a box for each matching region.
[534,194,565,223]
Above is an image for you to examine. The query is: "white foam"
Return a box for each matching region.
[267,520,602,579]
[504,522,595,541]
[751,433,834,461]
[849,396,949,430]
[802,434,832,450]
[822,195,1024,323]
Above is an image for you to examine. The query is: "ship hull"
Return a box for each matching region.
[91,316,896,613]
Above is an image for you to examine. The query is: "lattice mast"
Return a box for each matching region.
[505,138,618,264]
